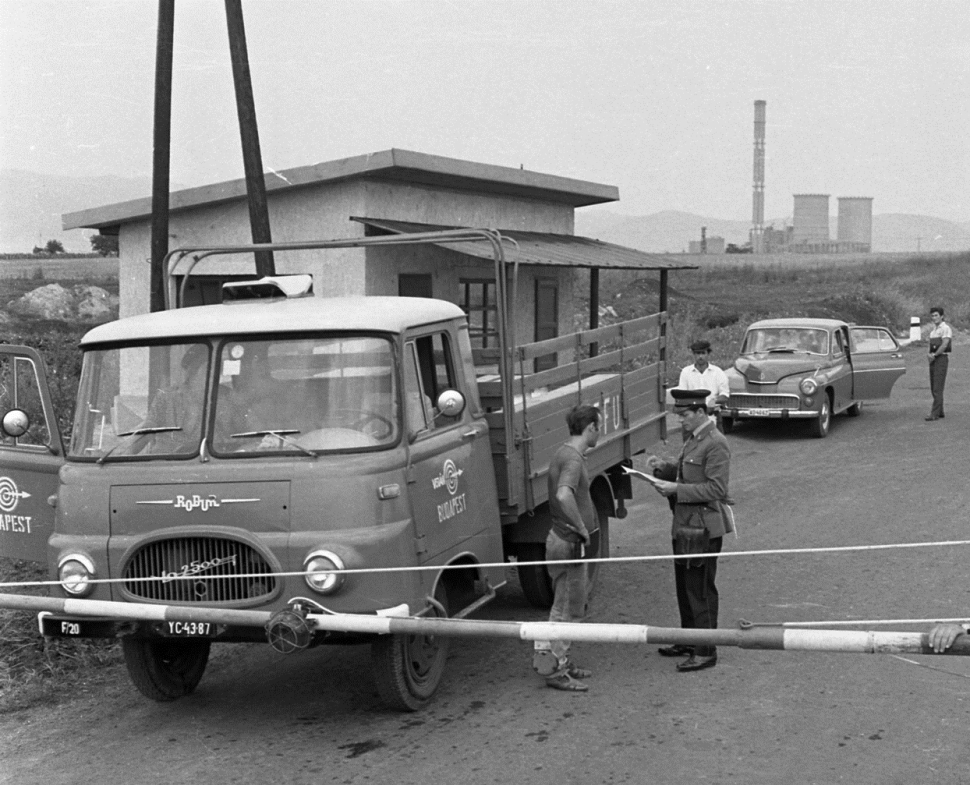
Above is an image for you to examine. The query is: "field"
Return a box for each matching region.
[0,249,968,709]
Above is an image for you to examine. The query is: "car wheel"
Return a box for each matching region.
[809,396,831,438]
[720,416,734,434]
[846,400,863,417]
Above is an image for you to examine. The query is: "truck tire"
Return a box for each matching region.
[517,503,611,609]
[517,544,555,609]
[586,506,610,595]
[121,638,210,701]
[371,583,450,711]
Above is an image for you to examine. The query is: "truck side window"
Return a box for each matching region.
[0,355,52,449]
[406,333,461,433]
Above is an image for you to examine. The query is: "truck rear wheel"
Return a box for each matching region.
[517,544,555,609]
[121,638,211,701]
[585,506,610,595]
[517,504,610,609]
[371,583,450,711]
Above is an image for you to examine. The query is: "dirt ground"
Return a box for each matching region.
[1,341,968,785]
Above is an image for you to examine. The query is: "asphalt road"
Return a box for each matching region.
[2,341,968,785]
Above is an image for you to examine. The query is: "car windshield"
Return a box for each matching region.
[741,328,829,356]
[69,336,399,461]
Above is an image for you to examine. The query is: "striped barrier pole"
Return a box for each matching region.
[2,592,968,657]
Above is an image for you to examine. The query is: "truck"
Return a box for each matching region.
[0,230,671,710]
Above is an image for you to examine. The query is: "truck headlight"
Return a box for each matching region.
[799,378,818,395]
[303,550,345,594]
[58,554,96,597]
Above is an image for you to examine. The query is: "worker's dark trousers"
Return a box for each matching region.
[673,536,722,658]
[929,355,948,418]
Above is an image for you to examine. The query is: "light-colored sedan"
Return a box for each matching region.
[722,318,906,438]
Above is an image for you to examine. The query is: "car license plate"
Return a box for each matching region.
[748,409,771,416]
[160,621,216,637]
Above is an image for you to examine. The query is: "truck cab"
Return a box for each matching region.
[3,287,505,710]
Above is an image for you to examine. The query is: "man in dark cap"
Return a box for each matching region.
[676,340,730,431]
[641,388,734,672]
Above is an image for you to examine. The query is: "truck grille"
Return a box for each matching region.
[123,537,277,603]
[728,393,800,410]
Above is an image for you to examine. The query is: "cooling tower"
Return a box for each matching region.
[837,197,873,247]
[792,194,830,244]
[751,100,766,254]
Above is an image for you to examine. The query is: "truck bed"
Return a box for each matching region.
[476,312,668,520]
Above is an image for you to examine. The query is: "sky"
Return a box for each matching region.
[1,0,968,223]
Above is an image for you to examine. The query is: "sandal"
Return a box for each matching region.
[546,673,589,692]
[565,662,592,679]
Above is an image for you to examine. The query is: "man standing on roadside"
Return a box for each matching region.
[677,340,730,430]
[532,404,601,692]
[644,389,733,673]
[926,306,952,421]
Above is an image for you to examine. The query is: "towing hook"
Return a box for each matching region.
[266,602,314,654]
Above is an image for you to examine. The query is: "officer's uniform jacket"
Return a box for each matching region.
[657,419,732,539]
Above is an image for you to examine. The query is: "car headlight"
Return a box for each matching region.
[799,378,819,395]
[58,554,96,597]
[303,550,346,594]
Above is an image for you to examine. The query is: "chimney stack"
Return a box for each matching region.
[752,100,766,254]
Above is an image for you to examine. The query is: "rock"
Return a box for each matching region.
[5,283,119,323]
[7,283,74,320]
[74,285,119,322]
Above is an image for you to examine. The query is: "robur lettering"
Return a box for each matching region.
[174,494,221,512]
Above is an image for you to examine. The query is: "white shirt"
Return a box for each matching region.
[929,321,953,343]
[677,363,730,408]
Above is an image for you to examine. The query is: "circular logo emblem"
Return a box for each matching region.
[443,459,461,495]
[0,476,22,513]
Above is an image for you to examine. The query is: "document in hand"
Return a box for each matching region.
[622,465,663,486]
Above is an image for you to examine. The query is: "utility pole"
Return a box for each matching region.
[149,0,175,312]
[224,0,275,276]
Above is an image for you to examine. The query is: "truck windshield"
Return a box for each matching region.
[69,336,399,461]
[69,343,211,460]
[210,336,398,455]
[741,328,829,356]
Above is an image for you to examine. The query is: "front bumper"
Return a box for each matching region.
[725,407,818,420]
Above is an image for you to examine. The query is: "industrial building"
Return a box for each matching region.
[749,100,873,254]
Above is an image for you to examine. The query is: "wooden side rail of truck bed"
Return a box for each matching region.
[477,311,668,517]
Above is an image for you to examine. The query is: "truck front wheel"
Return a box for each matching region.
[371,583,450,711]
[121,638,211,701]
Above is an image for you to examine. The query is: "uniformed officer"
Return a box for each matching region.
[645,388,734,672]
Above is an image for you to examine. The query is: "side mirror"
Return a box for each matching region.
[436,390,465,418]
[1,409,30,438]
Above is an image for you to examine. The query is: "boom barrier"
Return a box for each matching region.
[3,593,968,657]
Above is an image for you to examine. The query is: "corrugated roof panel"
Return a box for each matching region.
[351,217,695,271]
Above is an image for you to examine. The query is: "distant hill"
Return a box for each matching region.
[3,169,968,255]
[575,209,970,254]
[0,169,164,253]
